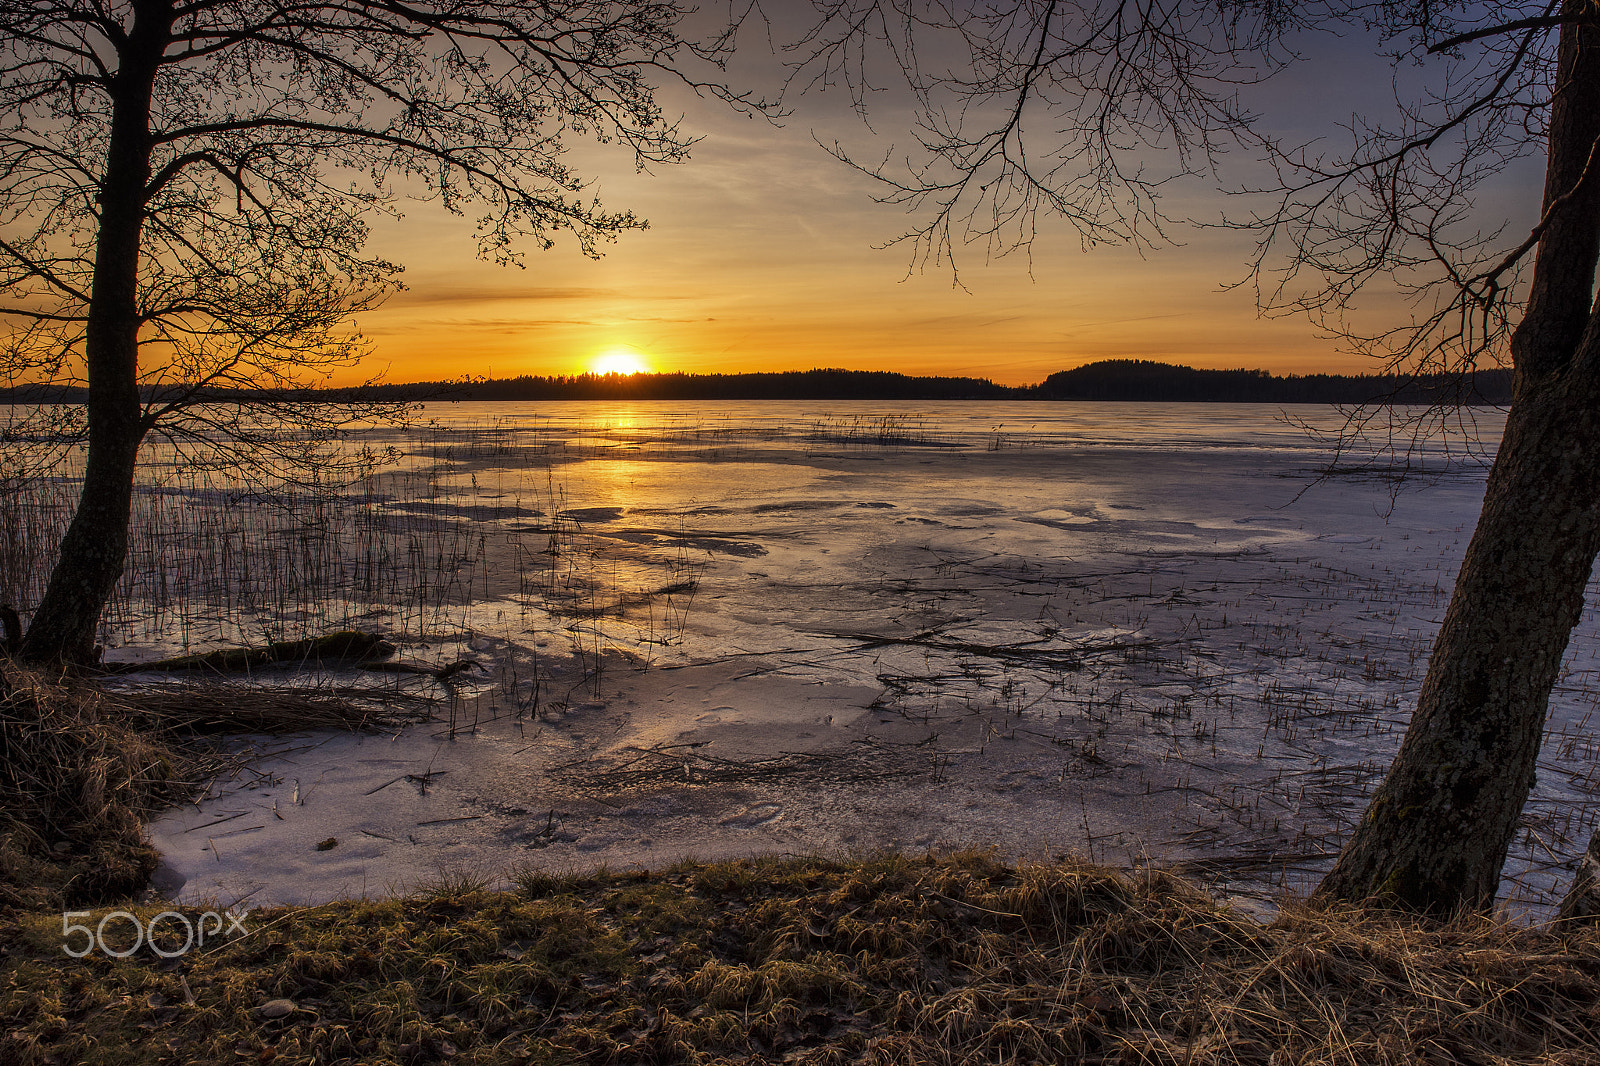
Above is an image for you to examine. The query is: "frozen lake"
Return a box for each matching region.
[119,401,1600,917]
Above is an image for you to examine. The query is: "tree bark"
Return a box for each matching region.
[1313,355,1600,911]
[1313,7,1600,913]
[18,2,172,665]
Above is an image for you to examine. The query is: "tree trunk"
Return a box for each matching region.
[1312,360,1600,911]
[1312,8,1600,913]
[18,2,171,665]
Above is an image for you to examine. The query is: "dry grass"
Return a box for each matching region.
[0,664,429,912]
[3,850,1599,1065]
[0,666,180,910]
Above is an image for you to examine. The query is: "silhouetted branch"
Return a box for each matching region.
[1,0,766,491]
[1429,13,1596,52]
[787,0,1298,276]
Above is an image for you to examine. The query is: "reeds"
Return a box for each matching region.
[807,412,952,448]
[0,420,713,685]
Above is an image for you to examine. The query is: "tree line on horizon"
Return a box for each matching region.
[415,360,1513,403]
[2,359,1517,404]
[369,359,1514,404]
[7,359,1505,404]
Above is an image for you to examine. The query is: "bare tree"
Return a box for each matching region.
[0,0,754,664]
[795,0,1600,913]
[1308,2,1600,913]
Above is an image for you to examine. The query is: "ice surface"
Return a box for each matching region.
[115,401,1599,918]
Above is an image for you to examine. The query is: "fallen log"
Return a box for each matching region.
[103,631,396,674]
[361,657,484,681]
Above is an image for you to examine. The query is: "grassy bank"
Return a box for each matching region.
[0,663,424,912]
[3,667,1599,1065]
[4,851,1600,1065]
[1,666,195,910]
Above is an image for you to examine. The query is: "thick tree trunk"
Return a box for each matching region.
[18,413,143,665]
[1313,359,1600,910]
[1313,9,1600,913]
[18,2,171,665]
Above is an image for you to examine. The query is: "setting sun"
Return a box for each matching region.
[590,347,653,376]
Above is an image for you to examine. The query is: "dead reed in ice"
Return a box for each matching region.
[807,411,950,448]
[2,418,712,715]
[550,739,922,797]
[0,429,544,657]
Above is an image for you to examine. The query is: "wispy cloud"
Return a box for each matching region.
[388,286,619,306]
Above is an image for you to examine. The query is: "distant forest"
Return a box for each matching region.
[4,360,1514,405]
[362,360,1514,404]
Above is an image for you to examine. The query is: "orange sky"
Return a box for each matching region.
[357,208,1354,388]
[343,42,1532,389]
[356,131,1339,387]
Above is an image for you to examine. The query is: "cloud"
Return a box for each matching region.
[388,286,619,306]
[363,317,604,334]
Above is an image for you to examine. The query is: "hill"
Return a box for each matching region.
[1037,360,1513,404]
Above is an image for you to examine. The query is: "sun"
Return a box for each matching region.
[590,347,653,376]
